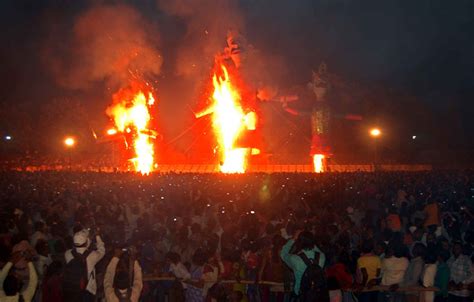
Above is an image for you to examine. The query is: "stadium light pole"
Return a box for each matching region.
[370,128,381,170]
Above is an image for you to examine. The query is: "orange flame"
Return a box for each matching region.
[211,65,253,173]
[313,154,325,173]
[106,85,155,175]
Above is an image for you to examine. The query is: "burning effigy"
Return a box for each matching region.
[105,81,157,175]
[195,32,261,173]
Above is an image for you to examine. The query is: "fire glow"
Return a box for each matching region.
[313,154,325,173]
[106,83,156,175]
[211,65,254,173]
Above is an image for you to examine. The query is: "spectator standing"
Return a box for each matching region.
[356,241,381,302]
[0,251,38,302]
[403,243,426,302]
[421,252,438,302]
[380,243,409,302]
[103,248,143,302]
[63,229,105,302]
[280,230,326,300]
[434,249,451,302]
[447,242,472,302]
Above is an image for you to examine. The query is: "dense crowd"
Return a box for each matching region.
[0,171,473,302]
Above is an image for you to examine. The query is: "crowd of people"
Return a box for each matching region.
[0,170,473,302]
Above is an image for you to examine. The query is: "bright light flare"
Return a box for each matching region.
[313,154,325,173]
[370,128,381,137]
[64,137,76,147]
[107,128,117,136]
[211,65,254,173]
[5,135,12,141]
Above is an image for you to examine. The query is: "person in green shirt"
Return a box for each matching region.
[280,230,326,295]
[434,249,450,301]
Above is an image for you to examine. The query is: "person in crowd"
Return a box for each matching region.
[166,251,190,302]
[103,248,143,302]
[356,240,381,302]
[30,222,48,249]
[184,249,207,302]
[380,243,409,302]
[447,242,472,302]
[421,251,438,302]
[280,230,326,299]
[63,229,105,302]
[0,171,473,302]
[0,251,38,302]
[41,261,63,302]
[434,249,451,302]
[403,243,426,302]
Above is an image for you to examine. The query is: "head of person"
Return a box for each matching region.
[413,229,424,241]
[34,221,46,233]
[192,249,207,267]
[438,249,450,263]
[45,261,63,278]
[73,230,90,250]
[361,240,374,254]
[412,243,426,258]
[374,241,387,256]
[452,241,463,258]
[166,252,181,265]
[387,242,407,258]
[114,271,130,290]
[3,275,20,296]
[427,225,437,235]
[294,231,315,252]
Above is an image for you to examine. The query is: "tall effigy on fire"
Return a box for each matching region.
[194,31,261,173]
[307,62,331,172]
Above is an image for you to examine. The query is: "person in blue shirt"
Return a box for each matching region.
[280,230,326,295]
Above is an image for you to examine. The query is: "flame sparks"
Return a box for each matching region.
[106,84,156,174]
[211,65,253,173]
[313,154,325,173]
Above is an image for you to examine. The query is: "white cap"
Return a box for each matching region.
[73,230,90,248]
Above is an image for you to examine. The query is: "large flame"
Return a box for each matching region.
[211,65,252,173]
[313,154,325,173]
[106,84,155,174]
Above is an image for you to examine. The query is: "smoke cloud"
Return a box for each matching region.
[158,0,243,78]
[44,4,162,90]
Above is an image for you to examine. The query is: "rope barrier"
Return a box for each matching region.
[142,276,439,293]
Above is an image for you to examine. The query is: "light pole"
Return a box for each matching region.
[369,128,381,170]
[64,136,76,170]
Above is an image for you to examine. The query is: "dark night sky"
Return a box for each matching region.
[0,0,473,161]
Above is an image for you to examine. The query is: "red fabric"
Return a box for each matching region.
[42,274,63,302]
[219,261,234,278]
[326,263,353,290]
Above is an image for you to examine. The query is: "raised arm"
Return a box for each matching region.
[89,235,106,266]
[131,260,143,301]
[280,239,296,270]
[22,262,38,302]
[104,257,119,297]
[0,262,13,296]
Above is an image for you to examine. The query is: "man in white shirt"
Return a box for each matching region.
[104,248,143,302]
[0,251,38,302]
[380,244,409,302]
[64,229,105,302]
[166,251,191,302]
